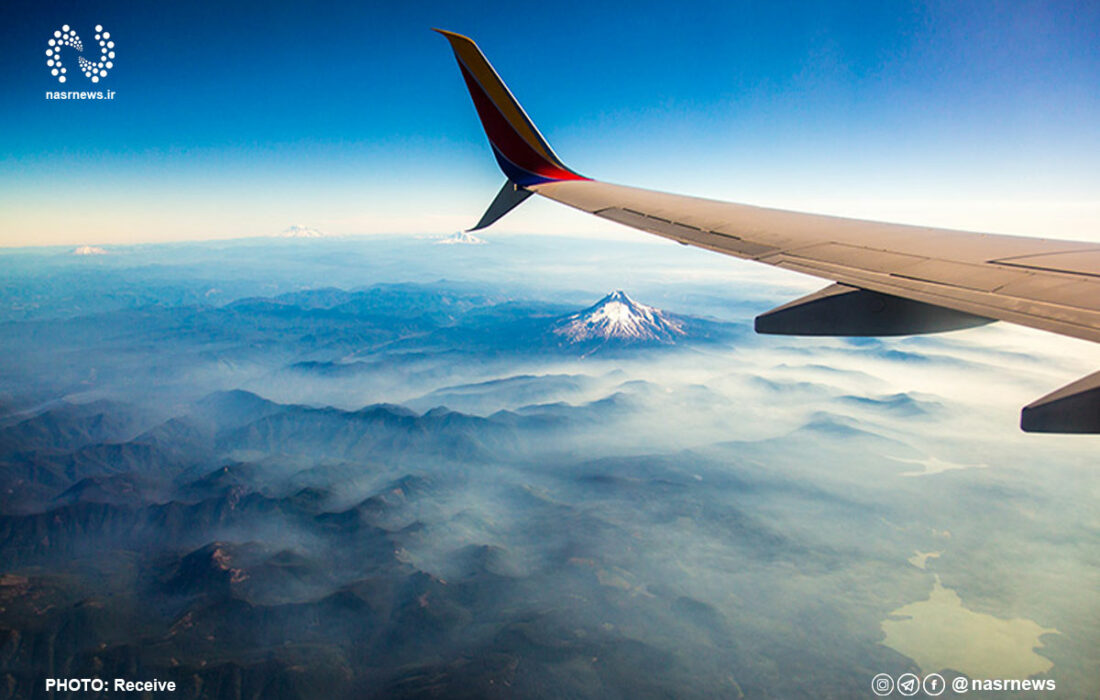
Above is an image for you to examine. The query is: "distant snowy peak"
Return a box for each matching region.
[553,291,686,343]
[280,225,327,238]
[72,245,107,256]
[437,231,487,245]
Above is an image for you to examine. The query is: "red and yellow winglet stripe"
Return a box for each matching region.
[435,30,588,186]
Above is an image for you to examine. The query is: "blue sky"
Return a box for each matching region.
[2,0,1098,245]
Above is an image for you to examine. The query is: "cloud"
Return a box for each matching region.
[890,455,989,477]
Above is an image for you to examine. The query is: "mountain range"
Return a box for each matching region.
[1,238,1092,700]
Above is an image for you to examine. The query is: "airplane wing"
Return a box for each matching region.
[435,29,1100,433]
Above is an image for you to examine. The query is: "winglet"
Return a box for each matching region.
[471,180,533,231]
[434,29,587,188]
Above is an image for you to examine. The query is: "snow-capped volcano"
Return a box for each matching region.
[72,245,107,256]
[436,231,487,245]
[553,291,686,344]
[280,225,327,238]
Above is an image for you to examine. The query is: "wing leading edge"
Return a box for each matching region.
[435,29,1100,434]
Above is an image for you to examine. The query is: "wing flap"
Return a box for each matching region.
[595,207,780,258]
[998,277,1100,312]
[890,260,1025,293]
[783,243,926,274]
[993,249,1100,277]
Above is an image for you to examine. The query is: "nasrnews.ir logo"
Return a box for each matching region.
[45,23,114,83]
[872,672,1056,696]
[43,22,117,100]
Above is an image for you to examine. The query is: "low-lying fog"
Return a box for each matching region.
[0,235,1095,698]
